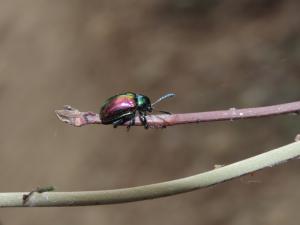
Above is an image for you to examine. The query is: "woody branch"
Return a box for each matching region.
[55,100,300,127]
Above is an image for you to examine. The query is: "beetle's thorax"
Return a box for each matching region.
[136,94,152,112]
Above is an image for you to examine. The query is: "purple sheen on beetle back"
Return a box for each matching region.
[100,94,137,122]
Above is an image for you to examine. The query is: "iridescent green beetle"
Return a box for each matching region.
[100,92,175,129]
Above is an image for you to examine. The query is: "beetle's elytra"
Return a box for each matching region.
[100,92,175,129]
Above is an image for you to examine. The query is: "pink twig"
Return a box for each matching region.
[55,101,300,128]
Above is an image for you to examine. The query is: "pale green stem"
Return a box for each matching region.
[1,141,299,207]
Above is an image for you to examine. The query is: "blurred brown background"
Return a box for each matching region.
[0,0,300,224]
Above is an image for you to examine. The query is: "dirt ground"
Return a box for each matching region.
[0,0,299,224]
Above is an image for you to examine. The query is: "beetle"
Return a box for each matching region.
[100,92,175,129]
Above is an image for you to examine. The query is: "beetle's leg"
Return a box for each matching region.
[127,112,136,131]
[112,114,135,129]
[139,112,148,129]
[112,119,125,128]
[158,110,172,115]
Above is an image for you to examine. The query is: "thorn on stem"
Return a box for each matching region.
[23,186,55,204]
[295,134,300,142]
[214,164,225,169]
[64,105,74,111]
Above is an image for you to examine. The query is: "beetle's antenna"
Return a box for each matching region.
[151,93,176,106]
